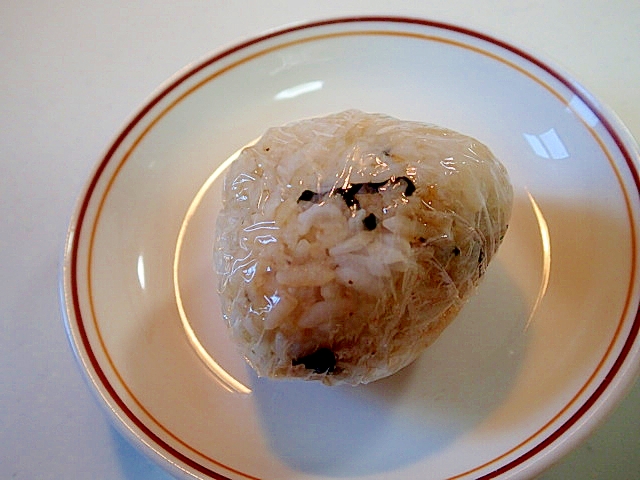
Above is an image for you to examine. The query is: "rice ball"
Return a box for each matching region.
[214,110,513,385]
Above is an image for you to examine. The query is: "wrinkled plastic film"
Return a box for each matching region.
[214,110,513,385]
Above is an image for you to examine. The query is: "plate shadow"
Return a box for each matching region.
[251,260,529,477]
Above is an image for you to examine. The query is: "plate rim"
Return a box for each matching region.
[61,15,640,480]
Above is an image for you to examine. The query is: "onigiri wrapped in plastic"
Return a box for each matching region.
[215,110,513,385]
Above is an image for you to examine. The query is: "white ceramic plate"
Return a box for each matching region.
[62,17,640,480]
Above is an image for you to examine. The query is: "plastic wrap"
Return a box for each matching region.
[214,110,513,385]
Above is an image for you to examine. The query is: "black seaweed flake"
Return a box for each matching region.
[292,348,336,374]
[336,183,363,209]
[297,189,324,203]
[363,213,378,230]
[397,176,416,196]
[296,176,416,209]
[362,180,388,192]
[297,190,315,202]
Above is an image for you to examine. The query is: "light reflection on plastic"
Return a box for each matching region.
[173,144,255,395]
[440,157,457,172]
[136,254,146,290]
[241,261,257,283]
[243,221,278,232]
[255,234,278,245]
[230,252,254,276]
[526,190,551,329]
[523,128,569,160]
[274,80,323,100]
